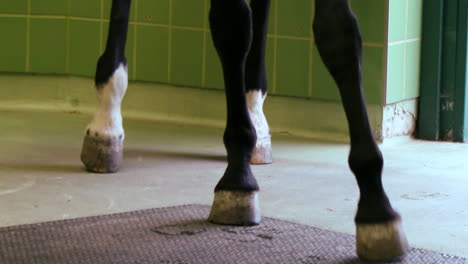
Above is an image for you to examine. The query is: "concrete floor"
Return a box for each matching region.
[0,110,467,258]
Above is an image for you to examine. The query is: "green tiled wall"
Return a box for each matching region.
[0,0,388,104]
[386,0,423,104]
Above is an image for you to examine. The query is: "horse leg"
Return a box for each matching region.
[81,0,131,173]
[208,0,261,225]
[313,0,409,261]
[245,0,272,164]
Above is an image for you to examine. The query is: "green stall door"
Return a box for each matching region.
[419,0,468,142]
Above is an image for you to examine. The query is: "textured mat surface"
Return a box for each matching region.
[1,204,466,264]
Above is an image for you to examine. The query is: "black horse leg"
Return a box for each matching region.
[245,0,272,164]
[81,0,131,173]
[313,0,408,261]
[208,0,261,225]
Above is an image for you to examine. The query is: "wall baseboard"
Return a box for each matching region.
[0,74,385,143]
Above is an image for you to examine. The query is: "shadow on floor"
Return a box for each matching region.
[124,148,227,163]
[0,148,226,174]
[0,162,84,173]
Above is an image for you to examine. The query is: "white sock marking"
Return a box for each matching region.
[87,64,128,139]
[246,90,271,147]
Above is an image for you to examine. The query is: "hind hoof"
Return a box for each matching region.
[356,218,409,262]
[81,133,123,173]
[209,190,261,226]
[251,144,272,164]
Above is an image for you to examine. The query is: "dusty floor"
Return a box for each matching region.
[0,110,467,258]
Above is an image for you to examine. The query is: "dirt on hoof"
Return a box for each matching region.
[80,134,123,173]
[209,190,261,226]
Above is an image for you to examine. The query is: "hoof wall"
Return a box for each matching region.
[209,190,261,226]
[251,144,272,164]
[80,134,123,173]
[356,219,409,262]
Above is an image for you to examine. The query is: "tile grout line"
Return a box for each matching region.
[362,42,386,47]
[69,16,102,22]
[26,15,68,19]
[272,0,278,94]
[0,14,28,18]
[25,0,31,72]
[269,34,310,41]
[167,0,173,83]
[201,0,208,88]
[382,0,390,105]
[402,0,409,99]
[156,24,205,31]
[308,2,314,98]
[65,0,70,74]
[388,37,421,46]
[99,0,104,53]
[132,0,138,80]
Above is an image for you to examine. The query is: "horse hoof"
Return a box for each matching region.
[209,190,261,226]
[251,144,272,164]
[80,133,123,173]
[356,218,409,262]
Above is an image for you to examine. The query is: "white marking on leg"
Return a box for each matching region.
[246,90,270,147]
[87,64,128,139]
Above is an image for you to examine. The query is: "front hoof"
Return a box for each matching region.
[209,190,261,226]
[251,144,272,164]
[356,218,409,262]
[80,133,123,173]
